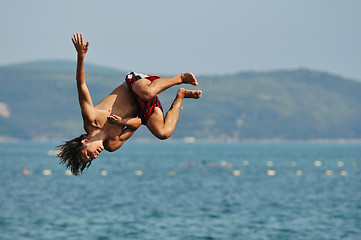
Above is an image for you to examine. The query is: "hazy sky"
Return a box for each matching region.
[1,0,360,80]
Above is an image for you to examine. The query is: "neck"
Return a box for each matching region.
[87,130,106,146]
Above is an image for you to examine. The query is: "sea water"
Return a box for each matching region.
[1,142,361,240]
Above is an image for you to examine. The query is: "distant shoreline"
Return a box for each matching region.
[2,136,361,144]
[2,61,361,140]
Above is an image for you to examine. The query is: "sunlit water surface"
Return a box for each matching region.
[1,142,361,240]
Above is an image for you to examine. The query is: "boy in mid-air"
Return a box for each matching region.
[57,33,202,175]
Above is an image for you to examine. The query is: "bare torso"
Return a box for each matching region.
[84,83,139,150]
[95,83,138,118]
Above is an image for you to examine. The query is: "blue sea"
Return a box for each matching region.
[1,142,361,240]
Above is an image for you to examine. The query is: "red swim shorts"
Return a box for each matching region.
[125,72,163,125]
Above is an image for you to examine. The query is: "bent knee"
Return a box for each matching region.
[156,133,172,140]
[155,129,172,140]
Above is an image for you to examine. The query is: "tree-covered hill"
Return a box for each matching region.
[1,60,361,141]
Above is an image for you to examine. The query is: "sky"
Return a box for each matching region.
[1,0,361,80]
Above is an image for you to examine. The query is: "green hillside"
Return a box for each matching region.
[1,60,361,141]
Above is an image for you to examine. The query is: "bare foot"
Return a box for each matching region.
[179,73,198,86]
[178,88,202,99]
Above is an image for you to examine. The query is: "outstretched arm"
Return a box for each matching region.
[72,33,95,122]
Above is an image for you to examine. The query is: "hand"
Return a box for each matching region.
[72,32,89,57]
[107,115,123,125]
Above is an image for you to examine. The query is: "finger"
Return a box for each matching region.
[80,33,84,45]
[72,34,76,43]
[72,33,77,41]
[85,41,89,49]
[76,32,80,43]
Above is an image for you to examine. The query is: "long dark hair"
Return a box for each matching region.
[56,134,91,176]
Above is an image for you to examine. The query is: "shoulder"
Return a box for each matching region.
[83,119,100,134]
